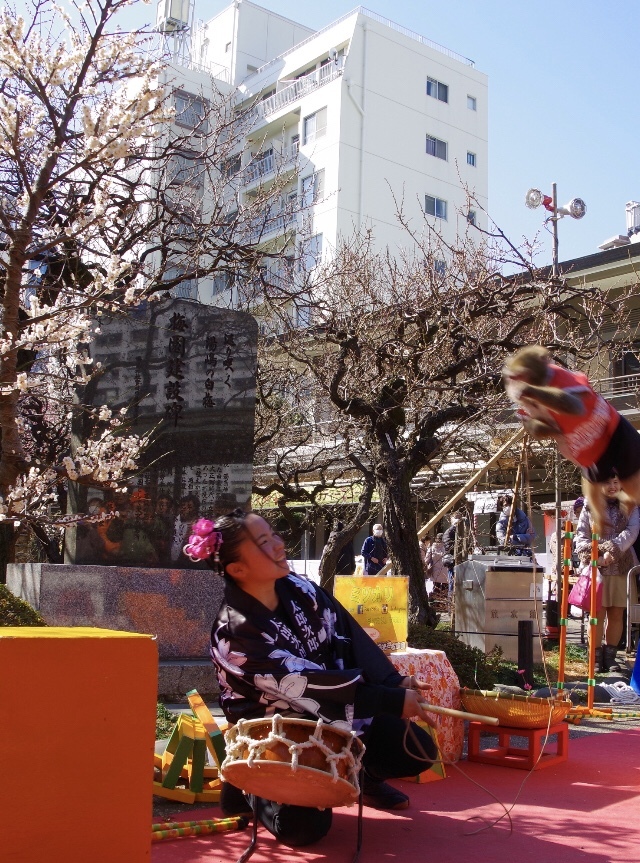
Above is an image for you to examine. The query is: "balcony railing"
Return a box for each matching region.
[243,141,299,185]
[172,279,198,299]
[255,63,343,120]
[594,373,640,399]
[245,210,298,242]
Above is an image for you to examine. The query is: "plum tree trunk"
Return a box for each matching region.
[319,477,375,593]
[374,441,437,627]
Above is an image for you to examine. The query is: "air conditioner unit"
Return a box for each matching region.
[626,200,640,232]
[156,0,190,32]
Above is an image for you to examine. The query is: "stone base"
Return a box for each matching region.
[159,659,219,702]
[7,563,226,702]
[6,563,224,660]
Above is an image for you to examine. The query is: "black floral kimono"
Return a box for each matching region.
[210,573,405,732]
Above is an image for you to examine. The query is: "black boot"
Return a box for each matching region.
[594,646,604,673]
[362,771,409,810]
[220,781,252,817]
[603,644,622,673]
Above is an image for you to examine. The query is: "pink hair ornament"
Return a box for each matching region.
[184,518,223,562]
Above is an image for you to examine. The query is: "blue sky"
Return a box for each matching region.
[121,0,636,265]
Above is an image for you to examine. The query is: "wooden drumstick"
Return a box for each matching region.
[418,701,500,725]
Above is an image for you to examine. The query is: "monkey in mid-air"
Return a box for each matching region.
[503,345,640,531]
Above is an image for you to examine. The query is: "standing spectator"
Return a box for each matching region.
[425,532,448,608]
[442,512,461,596]
[361,524,388,575]
[575,475,639,672]
[171,494,200,565]
[419,536,431,570]
[154,493,176,566]
[548,496,584,578]
[495,495,534,552]
[117,489,159,567]
[76,497,119,563]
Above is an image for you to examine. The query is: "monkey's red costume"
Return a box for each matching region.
[509,363,640,482]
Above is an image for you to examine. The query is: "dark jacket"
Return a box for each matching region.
[442,523,457,567]
[496,507,534,547]
[361,535,388,574]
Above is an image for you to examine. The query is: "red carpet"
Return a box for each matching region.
[153,730,640,863]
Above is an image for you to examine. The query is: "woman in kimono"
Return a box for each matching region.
[185,509,437,848]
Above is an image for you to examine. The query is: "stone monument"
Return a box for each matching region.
[7,299,258,699]
[68,297,257,567]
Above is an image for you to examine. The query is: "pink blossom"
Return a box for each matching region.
[184,522,223,562]
[190,518,217,537]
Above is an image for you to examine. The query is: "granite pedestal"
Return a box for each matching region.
[6,563,225,701]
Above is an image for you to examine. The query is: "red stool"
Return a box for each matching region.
[467,721,569,770]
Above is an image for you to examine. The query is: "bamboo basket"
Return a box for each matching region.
[460,689,572,729]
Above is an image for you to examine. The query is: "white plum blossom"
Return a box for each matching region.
[0,0,291,537]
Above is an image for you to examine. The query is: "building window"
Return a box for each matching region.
[211,272,232,296]
[168,152,205,190]
[174,91,208,132]
[467,210,477,226]
[425,195,447,220]
[301,170,325,207]
[467,151,476,167]
[303,108,327,145]
[170,201,201,239]
[426,135,447,160]
[613,348,640,377]
[163,267,197,299]
[467,95,477,111]
[426,77,448,103]
[297,304,313,328]
[434,260,446,276]
[299,233,323,272]
[270,256,295,290]
[221,153,242,178]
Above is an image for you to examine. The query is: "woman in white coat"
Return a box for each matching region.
[574,475,639,672]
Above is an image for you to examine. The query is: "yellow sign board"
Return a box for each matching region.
[334,576,408,653]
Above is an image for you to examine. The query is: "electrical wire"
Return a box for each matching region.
[396,436,563,838]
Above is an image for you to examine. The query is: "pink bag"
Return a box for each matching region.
[568,566,602,612]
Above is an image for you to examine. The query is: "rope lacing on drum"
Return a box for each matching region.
[226,714,364,793]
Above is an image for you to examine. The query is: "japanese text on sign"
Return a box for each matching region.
[165,312,189,426]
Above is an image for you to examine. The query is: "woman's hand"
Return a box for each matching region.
[401,689,437,727]
[598,551,614,567]
[400,676,436,727]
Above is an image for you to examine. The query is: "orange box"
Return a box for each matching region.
[0,627,157,863]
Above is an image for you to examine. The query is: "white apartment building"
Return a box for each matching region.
[157,0,488,303]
